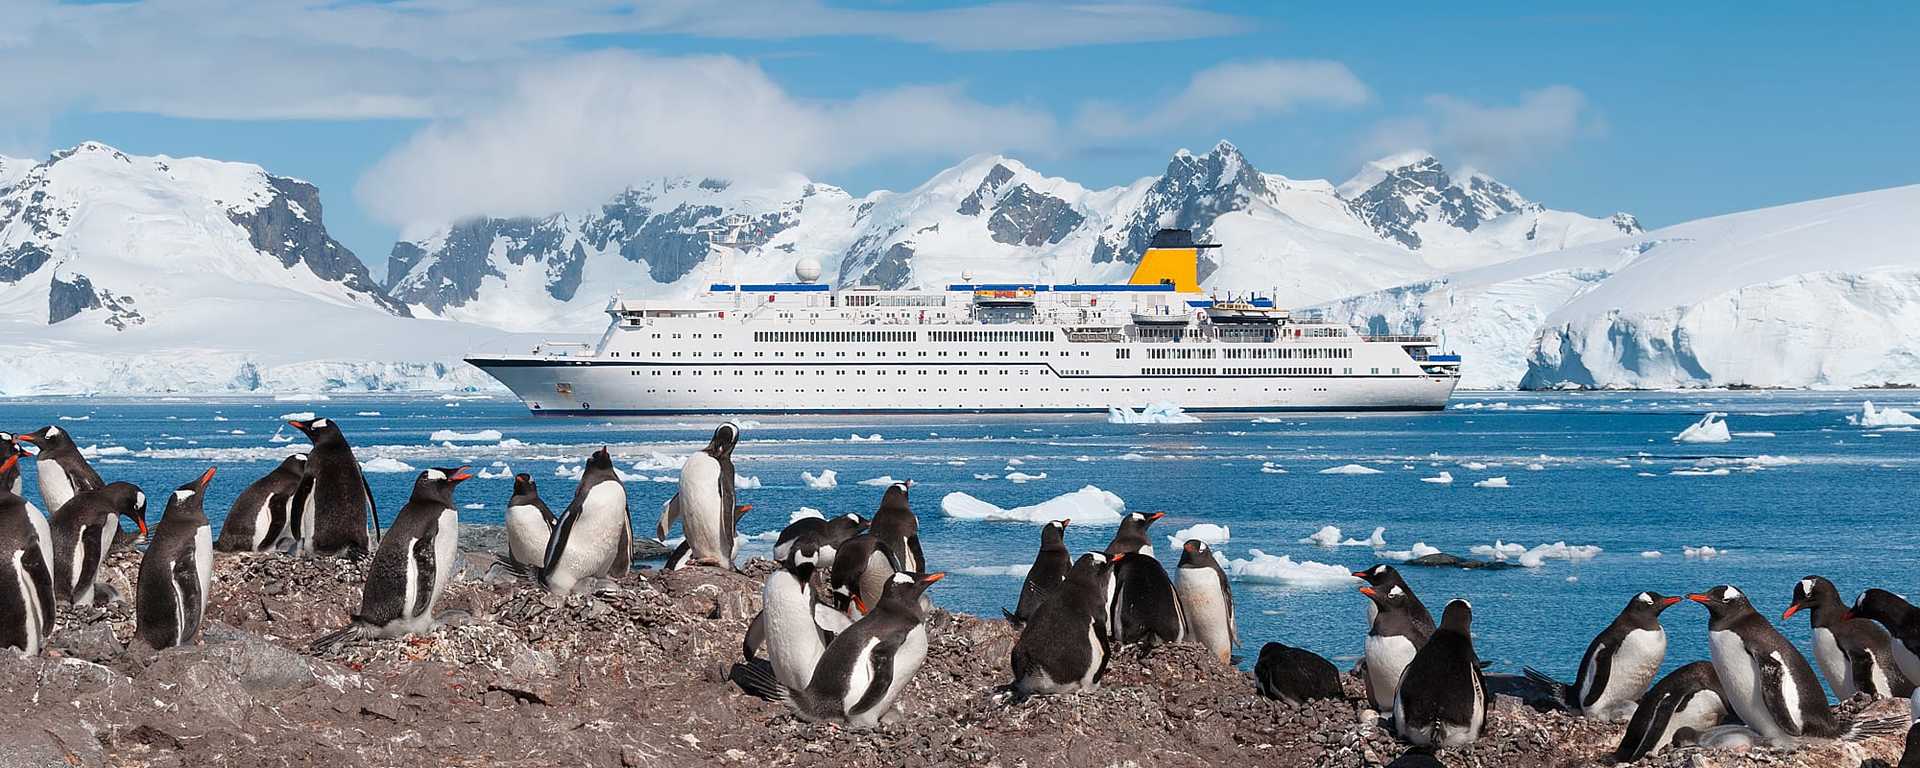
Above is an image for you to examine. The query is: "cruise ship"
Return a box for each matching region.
[466,230,1461,414]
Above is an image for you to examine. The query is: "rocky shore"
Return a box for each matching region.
[0,547,1908,768]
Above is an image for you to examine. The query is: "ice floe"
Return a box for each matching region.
[360,457,416,473]
[800,470,837,490]
[940,485,1125,524]
[1421,471,1454,484]
[1473,476,1510,488]
[848,433,884,442]
[857,475,902,487]
[972,473,1000,481]
[1223,550,1358,587]
[278,411,316,421]
[476,465,513,480]
[1469,540,1601,568]
[1673,412,1733,443]
[1641,551,1663,558]
[1005,471,1047,483]
[1668,468,1731,477]
[79,445,131,459]
[1259,462,1287,474]
[735,474,762,489]
[1108,402,1201,424]
[1168,523,1230,548]
[1301,525,1386,548]
[429,429,503,442]
[57,415,89,421]
[1319,464,1383,475]
[1378,543,1441,561]
[1683,545,1726,559]
[1849,401,1920,427]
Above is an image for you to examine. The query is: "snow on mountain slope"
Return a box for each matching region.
[0,155,30,190]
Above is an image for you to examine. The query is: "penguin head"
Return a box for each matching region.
[879,482,912,513]
[280,453,309,473]
[823,513,868,542]
[1070,550,1118,579]
[1359,581,1415,613]
[1039,519,1069,550]
[1178,539,1221,570]
[1351,564,1404,590]
[585,447,615,471]
[103,482,149,538]
[162,467,217,523]
[1439,599,1474,632]
[16,425,73,453]
[286,417,341,444]
[781,543,822,581]
[1845,588,1913,624]
[1624,591,1683,622]
[416,466,474,501]
[1783,576,1841,622]
[1686,585,1754,624]
[878,571,944,616]
[512,472,539,497]
[705,422,740,458]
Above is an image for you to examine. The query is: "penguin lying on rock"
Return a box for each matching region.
[774,512,865,568]
[1254,641,1343,705]
[1614,661,1732,761]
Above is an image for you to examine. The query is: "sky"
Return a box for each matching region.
[6,2,1918,278]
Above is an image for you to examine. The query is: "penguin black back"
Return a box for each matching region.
[217,453,306,552]
[1010,551,1119,697]
[0,465,56,654]
[1395,599,1488,748]
[1254,641,1343,704]
[1614,661,1728,761]
[791,571,943,726]
[1689,585,1841,738]
[288,418,377,557]
[774,512,866,563]
[1006,519,1071,626]
[135,468,216,650]
[1109,538,1183,650]
[868,482,924,573]
[48,481,145,604]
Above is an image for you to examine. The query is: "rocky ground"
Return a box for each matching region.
[0,546,1910,768]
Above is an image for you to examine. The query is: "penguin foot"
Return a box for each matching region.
[310,623,365,653]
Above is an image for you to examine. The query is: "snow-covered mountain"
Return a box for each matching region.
[389,142,1639,332]
[1324,185,1920,389]
[0,143,523,395]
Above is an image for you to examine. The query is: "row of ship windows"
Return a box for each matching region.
[754,330,919,343]
[1135,347,1355,360]
[637,387,1333,395]
[623,367,1386,378]
[614,350,1096,358]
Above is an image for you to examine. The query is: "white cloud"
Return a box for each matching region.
[1359,86,1598,173]
[356,52,1059,229]
[1077,59,1371,138]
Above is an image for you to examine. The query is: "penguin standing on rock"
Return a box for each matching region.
[286,418,379,558]
[664,504,752,571]
[1354,564,1437,637]
[49,482,146,605]
[1847,589,1920,685]
[521,448,631,595]
[502,473,555,569]
[1008,552,1121,699]
[1523,591,1681,721]
[742,542,851,690]
[216,454,306,552]
[1690,585,1855,744]
[657,423,740,568]
[774,513,865,568]
[1175,539,1236,664]
[135,468,216,650]
[1254,642,1344,704]
[1361,577,1434,716]
[742,571,945,728]
[867,482,924,573]
[0,455,55,654]
[1785,576,1914,699]
[0,433,23,496]
[313,467,470,650]
[1105,511,1183,651]
[16,425,103,514]
[1615,661,1732,761]
[1003,519,1070,627]
[1395,599,1490,749]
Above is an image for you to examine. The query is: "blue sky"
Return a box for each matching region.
[10,2,1918,274]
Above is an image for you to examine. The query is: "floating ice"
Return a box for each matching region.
[1378,542,1441,561]
[630,452,686,472]
[1641,551,1663,558]
[1319,464,1384,475]
[1223,550,1359,588]
[857,475,902,487]
[1006,471,1047,483]
[972,473,1000,481]
[356,411,382,417]
[1421,471,1454,484]
[361,457,416,473]
[735,474,762,489]
[1849,401,1920,427]
[940,485,1125,524]
[800,470,838,490]
[1469,540,1600,568]
[1301,525,1385,548]
[1683,545,1726,559]
[954,564,1033,578]
[278,411,316,421]
[1731,431,1776,438]
[1525,463,1546,471]
[1005,458,1025,466]
[790,507,824,522]
[1669,468,1731,477]
[1168,523,1230,548]
[462,503,484,510]
[496,438,526,449]
[429,429,503,442]
[78,445,131,459]
[1473,476,1510,488]
[1463,461,1489,471]
[1108,402,1201,424]
[476,465,513,480]
[1697,455,1799,469]
[1673,412,1733,443]
[1118,452,1152,461]
[274,394,329,402]
[1259,462,1287,474]
[57,415,89,421]
[848,433,884,442]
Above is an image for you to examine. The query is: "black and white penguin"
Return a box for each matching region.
[1847,589,1920,685]
[827,533,900,617]
[1254,641,1344,705]
[773,512,866,568]
[1003,518,1071,627]
[1614,661,1732,761]
[1690,585,1847,743]
[747,571,944,728]
[502,473,555,569]
[286,418,379,558]
[1104,512,1182,650]
[134,468,216,650]
[1361,577,1435,715]
[16,425,103,513]
[1786,576,1914,699]
[529,448,631,594]
[0,432,23,496]
[1354,564,1437,638]
[1175,539,1236,665]
[743,541,852,691]
[1395,599,1489,749]
[657,423,740,568]
[313,467,470,650]
[1523,591,1681,721]
[0,457,56,655]
[215,453,306,552]
[1008,551,1120,699]
[867,482,924,573]
[664,504,752,571]
[48,481,145,605]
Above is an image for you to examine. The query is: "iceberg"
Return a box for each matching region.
[1470,540,1600,568]
[1421,471,1454,484]
[1319,463,1384,475]
[360,457,416,474]
[1168,523,1230,548]
[278,411,316,421]
[1378,542,1441,561]
[1472,476,1510,489]
[1107,402,1202,424]
[953,564,1033,578]
[735,474,762,489]
[857,475,902,487]
[1849,401,1920,427]
[1300,525,1385,548]
[1223,550,1359,588]
[1683,545,1726,559]
[940,485,1125,524]
[429,428,503,442]
[800,469,838,490]
[848,433,884,442]
[1673,412,1733,444]
[1005,471,1047,483]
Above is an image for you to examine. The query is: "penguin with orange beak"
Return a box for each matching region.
[0,432,24,496]
[285,417,379,558]
[1105,511,1184,651]
[48,482,146,605]
[135,467,217,650]
[1784,576,1913,699]
[314,466,472,650]
[1523,591,1683,721]
[1004,518,1071,627]
[15,425,104,514]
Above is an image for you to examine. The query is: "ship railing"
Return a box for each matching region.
[528,341,595,357]
[1364,335,1437,343]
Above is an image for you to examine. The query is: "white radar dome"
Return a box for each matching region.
[794,257,823,283]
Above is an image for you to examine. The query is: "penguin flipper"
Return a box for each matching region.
[310,623,365,653]
[359,465,382,548]
[743,610,766,661]
[656,495,680,541]
[75,523,106,604]
[607,512,632,578]
[22,539,56,637]
[1614,687,1676,762]
[1521,666,1575,711]
[906,535,926,576]
[1001,607,1024,628]
[171,547,205,641]
[1754,651,1805,737]
[410,535,437,618]
[848,638,902,716]
[729,658,788,702]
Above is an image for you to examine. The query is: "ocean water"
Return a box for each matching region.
[4,390,1917,691]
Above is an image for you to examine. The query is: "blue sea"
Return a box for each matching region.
[4,390,1917,690]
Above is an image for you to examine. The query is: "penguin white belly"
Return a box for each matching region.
[1708,629,1791,741]
[11,551,46,655]
[1888,642,1920,685]
[676,456,726,563]
[1810,627,1855,697]
[1366,634,1419,713]
[1652,691,1729,756]
[38,462,73,512]
[504,505,550,566]
[762,575,828,690]
[298,490,318,554]
[848,624,927,727]
[1079,618,1106,690]
[1591,629,1668,721]
[1175,572,1233,663]
[548,482,626,592]
[192,525,211,623]
[250,499,274,550]
[423,510,457,622]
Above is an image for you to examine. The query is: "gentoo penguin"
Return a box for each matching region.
[1847,588,1920,685]
[828,533,900,617]
[742,541,852,691]
[1690,585,1846,743]
[1104,511,1182,651]
[1354,564,1437,638]
[1361,576,1435,715]
[134,468,216,650]
[526,448,631,594]
[656,423,740,568]
[287,418,379,558]
[1395,599,1490,749]
[774,512,866,568]
[1254,641,1344,704]
[1008,552,1120,699]
[1104,511,1164,558]
[664,504,752,571]
[215,454,306,552]
[16,425,103,513]
[1787,576,1913,699]
[0,432,22,496]
[746,571,944,727]
[502,473,556,569]
[1523,591,1681,721]
[867,482,924,573]
[1614,661,1732,761]
[1003,519,1071,627]
[0,458,56,654]
[48,482,146,605]
[1175,539,1237,664]
[313,467,470,650]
